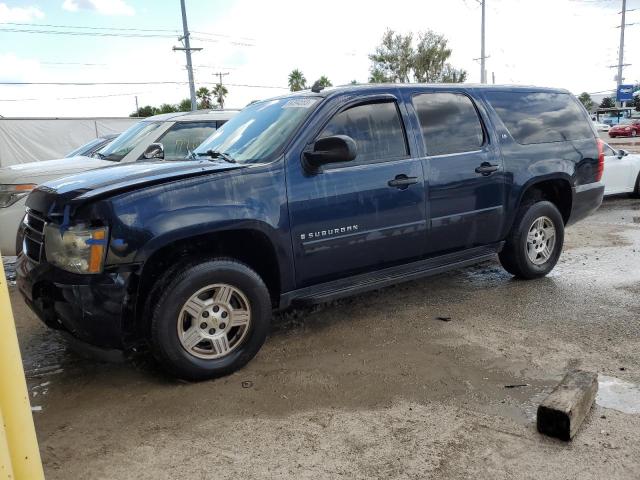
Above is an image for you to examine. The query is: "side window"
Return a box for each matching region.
[484,91,593,145]
[158,122,218,160]
[413,92,484,156]
[318,101,407,164]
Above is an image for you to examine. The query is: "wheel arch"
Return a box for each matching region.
[514,175,573,225]
[132,226,284,338]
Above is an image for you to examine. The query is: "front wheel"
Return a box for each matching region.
[150,259,271,381]
[499,201,565,279]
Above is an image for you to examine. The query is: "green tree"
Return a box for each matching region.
[130,105,157,117]
[316,75,332,88]
[369,29,413,83]
[350,79,358,85]
[439,64,467,83]
[413,31,452,82]
[158,103,178,114]
[368,69,389,83]
[212,83,229,109]
[178,98,193,112]
[578,92,594,111]
[600,97,614,109]
[288,69,307,92]
[196,87,213,109]
[368,28,467,84]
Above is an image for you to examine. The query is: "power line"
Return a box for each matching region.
[0,27,254,46]
[0,91,146,102]
[0,21,255,42]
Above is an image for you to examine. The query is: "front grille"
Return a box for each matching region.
[23,208,45,262]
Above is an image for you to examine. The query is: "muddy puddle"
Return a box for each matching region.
[597,375,640,415]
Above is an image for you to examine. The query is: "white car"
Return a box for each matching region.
[0,109,237,255]
[601,143,640,196]
[593,121,610,132]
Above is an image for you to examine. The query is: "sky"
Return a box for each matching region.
[0,0,638,117]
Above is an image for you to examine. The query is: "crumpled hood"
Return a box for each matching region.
[26,159,244,214]
[0,156,112,184]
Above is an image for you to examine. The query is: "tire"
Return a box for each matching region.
[609,134,616,138]
[633,172,640,198]
[150,258,271,381]
[499,201,565,279]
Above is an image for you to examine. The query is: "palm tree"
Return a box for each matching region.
[288,69,306,92]
[212,83,228,109]
[196,87,213,109]
[316,75,332,88]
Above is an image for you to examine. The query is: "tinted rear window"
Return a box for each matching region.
[485,91,593,145]
[413,92,484,156]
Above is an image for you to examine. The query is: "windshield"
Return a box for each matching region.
[65,137,105,158]
[194,96,321,164]
[97,121,163,162]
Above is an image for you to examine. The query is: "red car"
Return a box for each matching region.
[609,120,640,138]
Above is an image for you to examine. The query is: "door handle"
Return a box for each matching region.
[388,174,418,189]
[475,162,499,176]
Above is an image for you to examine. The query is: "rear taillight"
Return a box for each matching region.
[596,138,605,182]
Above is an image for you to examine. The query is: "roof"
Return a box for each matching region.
[144,109,241,122]
[256,83,571,103]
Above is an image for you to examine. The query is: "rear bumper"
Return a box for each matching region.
[567,182,604,226]
[16,253,139,350]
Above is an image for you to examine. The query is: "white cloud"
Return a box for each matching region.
[62,0,134,16]
[0,3,44,22]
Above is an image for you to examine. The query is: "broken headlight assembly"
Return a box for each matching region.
[44,224,108,274]
[0,184,37,208]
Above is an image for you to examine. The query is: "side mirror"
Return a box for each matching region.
[304,135,357,169]
[143,143,164,160]
[617,149,628,159]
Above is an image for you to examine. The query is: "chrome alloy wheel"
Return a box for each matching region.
[526,216,556,265]
[177,284,251,359]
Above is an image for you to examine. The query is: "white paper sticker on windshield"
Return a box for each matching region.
[282,98,318,108]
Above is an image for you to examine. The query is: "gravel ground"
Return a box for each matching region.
[8,196,640,480]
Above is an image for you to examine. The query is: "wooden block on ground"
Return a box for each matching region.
[537,370,598,441]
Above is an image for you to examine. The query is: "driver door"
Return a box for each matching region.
[286,98,427,288]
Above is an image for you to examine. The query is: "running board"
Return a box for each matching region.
[279,242,503,309]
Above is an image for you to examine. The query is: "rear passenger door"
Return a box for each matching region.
[410,91,505,255]
[287,97,427,287]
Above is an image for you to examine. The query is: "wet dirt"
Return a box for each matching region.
[10,196,640,480]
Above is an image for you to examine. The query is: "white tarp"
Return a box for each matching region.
[0,117,138,166]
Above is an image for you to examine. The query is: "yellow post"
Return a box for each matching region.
[0,252,45,480]
[0,408,15,480]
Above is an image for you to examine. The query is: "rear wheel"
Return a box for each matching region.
[633,171,640,198]
[150,258,271,381]
[499,201,564,279]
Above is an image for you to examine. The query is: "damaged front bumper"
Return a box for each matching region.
[16,253,140,350]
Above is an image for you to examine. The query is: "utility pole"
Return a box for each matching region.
[212,71,229,109]
[481,0,486,84]
[616,0,627,106]
[134,95,139,113]
[214,71,229,87]
[173,0,202,111]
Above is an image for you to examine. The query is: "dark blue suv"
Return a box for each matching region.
[17,84,604,379]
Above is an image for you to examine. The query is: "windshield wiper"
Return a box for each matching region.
[93,151,106,159]
[196,149,237,164]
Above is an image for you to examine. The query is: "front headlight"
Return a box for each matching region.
[0,184,37,208]
[44,224,108,274]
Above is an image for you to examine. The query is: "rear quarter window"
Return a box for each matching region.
[485,91,593,145]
